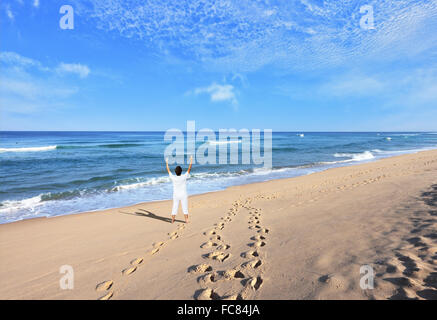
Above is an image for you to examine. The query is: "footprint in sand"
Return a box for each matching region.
[223,268,245,280]
[96,280,113,291]
[251,235,266,241]
[234,289,248,300]
[122,266,137,275]
[228,211,237,216]
[198,272,219,284]
[98,291,114,300]
[130,258,144,265]
[241,250,259,258]
[168,230,180,239]
[216,244,231,250]
[242,259,262,270]
[204,251,231,262]
[170,234,178,240]
[249,241,266,248]
[153,241,165,248]
[191,201,269,301]
[188,263,213,274]
[194,288,220,300]
[198,268,245,284]
[150,247,160,255]
[210,235,222,242]
[246,276,263,290]
[201,241,218,249]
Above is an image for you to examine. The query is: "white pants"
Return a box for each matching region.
[172,194,189,215]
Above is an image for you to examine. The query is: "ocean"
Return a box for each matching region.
[1,131,436,224]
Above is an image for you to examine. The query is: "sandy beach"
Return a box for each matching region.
[1,149,436,300]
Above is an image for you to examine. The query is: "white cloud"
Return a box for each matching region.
[0,52,91,78]
[0,75,79,114]
[1,77,77,101]
[193,83,237,105]
[0,51,47,70]
[6,5,14,20]
[33,0,40,8]
[277,66,437,113]
[0,52,86,114]
[56,63,90,78]
[321,75,385,97]
[76,0,437,73]
[231,73,248,87]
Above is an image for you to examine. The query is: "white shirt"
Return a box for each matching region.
[169,172,189,197]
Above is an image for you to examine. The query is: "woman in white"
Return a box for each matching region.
[166,156,193,224]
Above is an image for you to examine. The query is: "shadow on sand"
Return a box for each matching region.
[119,209,184,224]
[381,184,437,300]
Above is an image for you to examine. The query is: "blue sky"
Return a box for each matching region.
[1,0,436,131]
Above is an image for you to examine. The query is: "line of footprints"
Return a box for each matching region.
[190,198,270,300]
[95,222,187,300]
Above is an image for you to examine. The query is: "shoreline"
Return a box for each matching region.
[2,146,436,226]
[0,148,436,299]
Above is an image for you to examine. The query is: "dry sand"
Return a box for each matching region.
[1,149,436,300]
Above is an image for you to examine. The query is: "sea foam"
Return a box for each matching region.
[0,145,57,153]
[334,151,375,162]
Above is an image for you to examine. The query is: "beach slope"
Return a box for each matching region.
[0,149,436,300]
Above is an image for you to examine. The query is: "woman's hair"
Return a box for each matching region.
[175,166,183,176]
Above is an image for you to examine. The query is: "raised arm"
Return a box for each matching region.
[187,155,193,174]
[166,158,171,175]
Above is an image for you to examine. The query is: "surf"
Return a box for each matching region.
[0,145,57,153]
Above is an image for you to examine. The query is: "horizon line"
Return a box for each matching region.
[0,130,435,133]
